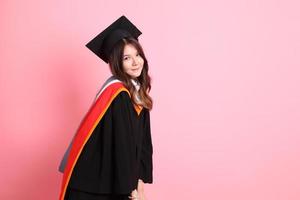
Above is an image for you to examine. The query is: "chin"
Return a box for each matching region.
[130,72,142,78]
[131,74,141,78]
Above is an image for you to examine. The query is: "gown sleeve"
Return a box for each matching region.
[111,91,139,192]
[138,109,153,183]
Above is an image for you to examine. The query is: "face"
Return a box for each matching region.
[122,44,144,78]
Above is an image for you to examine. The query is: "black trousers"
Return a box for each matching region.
[65,187,130,200]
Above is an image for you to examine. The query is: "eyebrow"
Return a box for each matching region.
[123,51,139,57]
[124,53,139,57]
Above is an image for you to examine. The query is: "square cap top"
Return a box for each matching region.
[86,15,142,63]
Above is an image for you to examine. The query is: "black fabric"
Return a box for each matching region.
[138,110,153,183]
[67,91,153,197]
[65,187,130,200]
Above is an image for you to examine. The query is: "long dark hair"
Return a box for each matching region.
[108,37,153,110]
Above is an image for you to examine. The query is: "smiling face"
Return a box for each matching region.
[122,44,144,78]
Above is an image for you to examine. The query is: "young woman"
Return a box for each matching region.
[58,16,153,200]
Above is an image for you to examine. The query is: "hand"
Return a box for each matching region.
[137,179,147,200]
[128,179,148,200]
[129,189,139,200]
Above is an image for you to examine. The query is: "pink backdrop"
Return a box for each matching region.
[1,0,300,199]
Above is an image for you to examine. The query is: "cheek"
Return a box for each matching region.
[140,58,144,66]
[122,62,130,72]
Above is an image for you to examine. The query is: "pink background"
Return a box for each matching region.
[1,0,300,199]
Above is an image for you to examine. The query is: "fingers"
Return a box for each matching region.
[128,189,139,200]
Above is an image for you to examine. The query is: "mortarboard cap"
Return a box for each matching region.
[86,15,142,63]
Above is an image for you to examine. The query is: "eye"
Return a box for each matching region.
[123,56,130,61]
[136,53,140,57]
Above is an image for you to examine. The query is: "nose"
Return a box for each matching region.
[132,57,138,66]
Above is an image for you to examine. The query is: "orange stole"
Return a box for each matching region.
[59,82,142,200]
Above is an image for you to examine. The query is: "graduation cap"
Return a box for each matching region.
[86,15,142,63]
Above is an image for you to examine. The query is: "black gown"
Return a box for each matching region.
[64,91,153,200]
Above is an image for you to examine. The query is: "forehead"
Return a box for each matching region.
[123,44,138,54]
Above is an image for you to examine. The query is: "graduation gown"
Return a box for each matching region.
[58,77,153,200]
